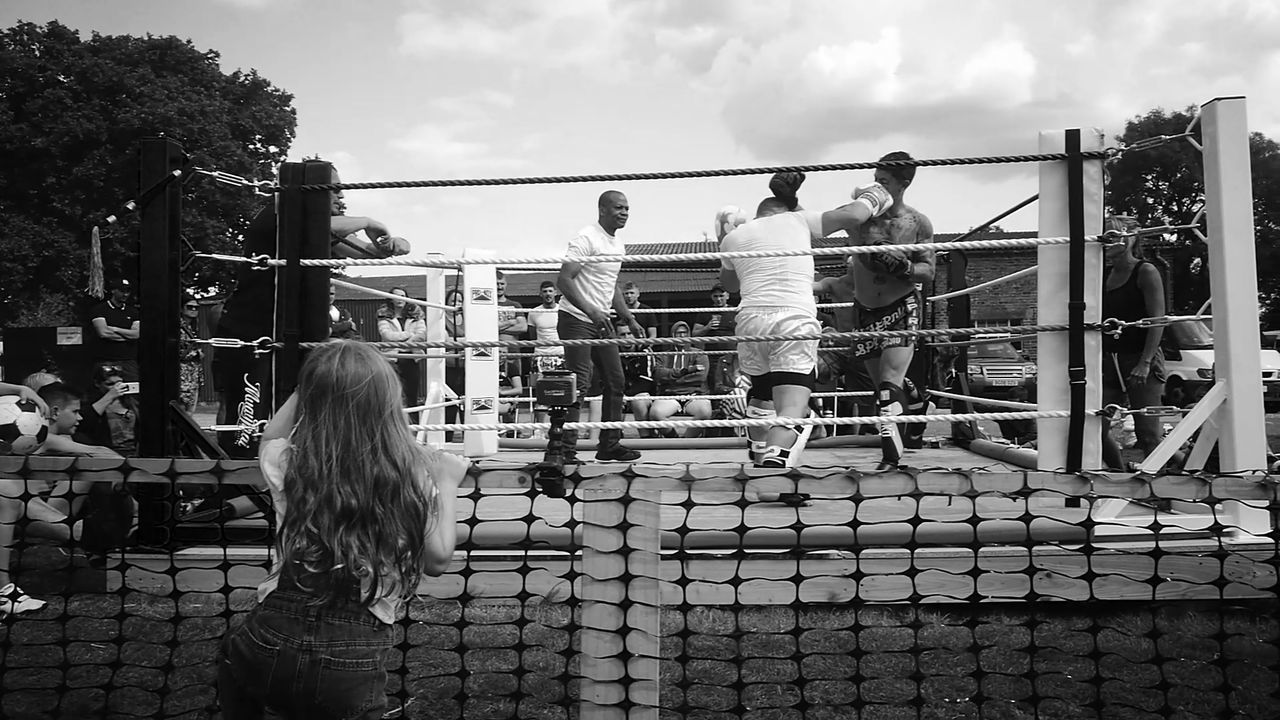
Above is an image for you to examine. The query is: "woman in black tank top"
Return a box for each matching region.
[1101,216,1167,470]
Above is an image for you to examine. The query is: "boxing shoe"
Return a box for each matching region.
[0,583,46,618]
[595,443,641,462]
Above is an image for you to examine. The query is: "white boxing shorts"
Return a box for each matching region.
[735,307,820,377]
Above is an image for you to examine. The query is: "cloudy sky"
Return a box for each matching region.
[5,0,1279,275]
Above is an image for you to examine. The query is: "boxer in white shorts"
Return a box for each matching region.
[716,174,894,467]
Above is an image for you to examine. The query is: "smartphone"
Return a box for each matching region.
[118,381,140,395]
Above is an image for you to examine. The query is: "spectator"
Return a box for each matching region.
[528,281,564,373]
[37,382,133,553]
[495,271,528,344]
[649,321,712,437]
[497,350,527,436]
[0,385,49,617]
[0,382,126,617]
[615,320,656,436]
[377,287,427,408]
[179,294,204,412]
[328,283,362,340]
[22,371,60,393]
[216,341,464,718]
[88,277,140,381]
[527,281,563,439]
[1101,215,1166,470]
[693,284,738,395]
[621,281,659,339]
[76,365,138,456]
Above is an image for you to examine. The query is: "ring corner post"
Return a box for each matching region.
[462,259,499,456]
[421,259,447,446]
[1037,128,1104,471]
[1200,97,1267,475]
[274,161,331,409]
[138,136,185,457]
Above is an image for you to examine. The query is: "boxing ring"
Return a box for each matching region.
[2,97,1277,719]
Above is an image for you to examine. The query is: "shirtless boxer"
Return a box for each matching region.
[846,152,935,469]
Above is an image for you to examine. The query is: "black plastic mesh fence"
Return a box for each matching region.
[1,456,1277,719]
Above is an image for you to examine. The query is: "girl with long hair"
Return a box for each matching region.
[218,341,466,719]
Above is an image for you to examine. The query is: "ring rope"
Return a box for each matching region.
[402,399,462,413]
[499,389,876,404]
[194,233,1103,270]
[517,347,883,358]
[329,278,458,312]
[201,321,1089,354]
[929,266,1038,303]
[327,322,1089,351]
[927,389,1037,411]
[385,352,461,361]
[406,409,1072,434]
[928,334,1039,349]
[506,302,865,315]
[286,152,1111,193]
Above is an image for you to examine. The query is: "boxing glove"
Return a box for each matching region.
[714,205,748,242]
[851,183,894,218]
[864,247,912,278]
[373,235,411,257]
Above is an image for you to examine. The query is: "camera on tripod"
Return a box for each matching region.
[529,371,578,498]
[535,370,577,407]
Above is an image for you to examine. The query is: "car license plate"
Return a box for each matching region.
[990,378,1019,386]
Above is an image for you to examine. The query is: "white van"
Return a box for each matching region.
[1160,319,1280,411]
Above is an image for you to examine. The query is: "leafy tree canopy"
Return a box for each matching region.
[1107,106,1280,328]
[0,20,295,327]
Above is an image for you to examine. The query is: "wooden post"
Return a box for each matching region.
[1036,129,1104,470]
[137,137,185,457]
[273,161,332,408]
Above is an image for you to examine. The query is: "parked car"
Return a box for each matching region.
[954,334,1038,402]
[1161,320,1280,411]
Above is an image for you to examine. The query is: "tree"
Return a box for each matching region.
[0,21,296,327]
[1106,107,1280,328]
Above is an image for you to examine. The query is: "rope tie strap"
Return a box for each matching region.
[1111,131,1198,156]
[193,233,1112,270]
[1101,314,1210,337]
[199,336,277,356]
[203,421,267,435]
[190,168,275,196]
[1099,221,1206,246]
[1098,403,1187,420]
